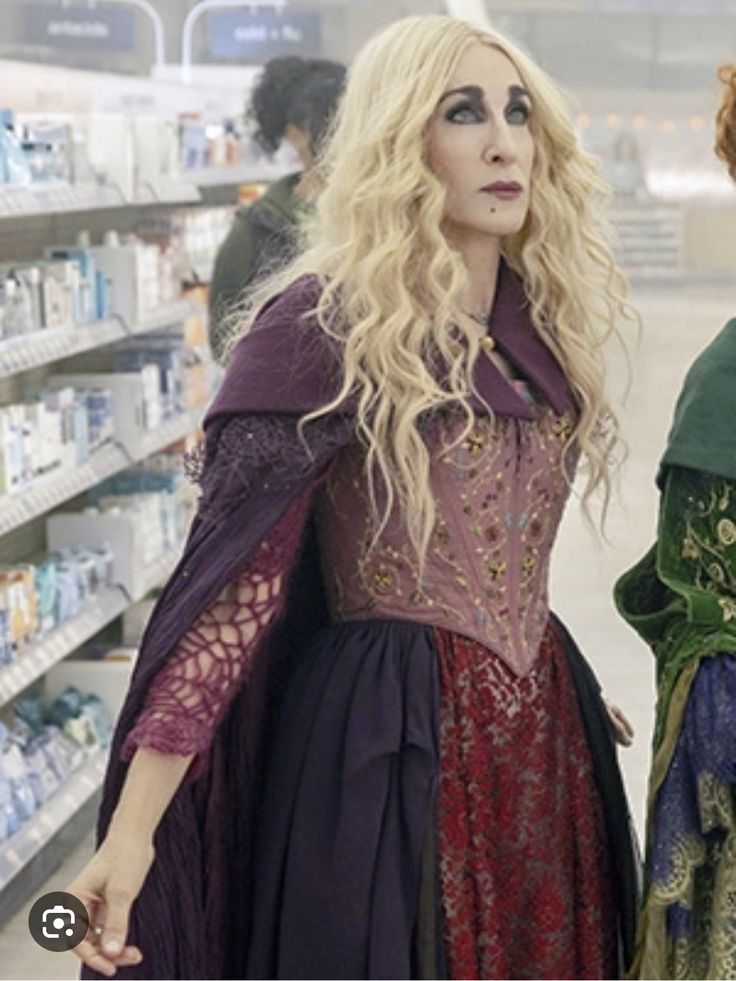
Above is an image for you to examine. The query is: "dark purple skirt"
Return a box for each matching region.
[246,618,441,980]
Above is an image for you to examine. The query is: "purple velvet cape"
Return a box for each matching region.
[83,262,636,980]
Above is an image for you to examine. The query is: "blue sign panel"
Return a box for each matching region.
[207,9,322,61]
[22,3,136,52]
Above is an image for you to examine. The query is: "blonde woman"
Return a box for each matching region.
[70,16,638,981]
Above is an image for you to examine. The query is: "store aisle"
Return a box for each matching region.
[0,283,734,980]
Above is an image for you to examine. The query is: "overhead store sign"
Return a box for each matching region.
[21,3,136,52]
[587,0,726,10]
[207,10,322,61]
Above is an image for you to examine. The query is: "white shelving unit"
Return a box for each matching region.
[0,587,128,708]
[0,751,107,891]
[0,141,282,924]
[0,404,203,537]
[0,539,182,710]
[183,163,289,187]
[0,165,287,221]
[0,299,194,379]
[0,184,126,219]
[0,535,185,895]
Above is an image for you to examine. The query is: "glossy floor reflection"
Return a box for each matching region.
[1,282,734,981]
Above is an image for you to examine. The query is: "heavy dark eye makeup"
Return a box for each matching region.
[444,97,532,126]
[445,100,484,124]
[505,100,532,125]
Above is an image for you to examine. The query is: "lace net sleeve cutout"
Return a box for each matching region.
[121,482,313,781]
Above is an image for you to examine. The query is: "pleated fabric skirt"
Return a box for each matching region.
[245,617,618,980]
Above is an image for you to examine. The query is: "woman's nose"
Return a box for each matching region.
[481,122,518,164]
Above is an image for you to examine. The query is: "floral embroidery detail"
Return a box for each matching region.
[719,597,736,622]
[552,416,574,440]
[372,568,394,593]
[682,536,700,561]
[317,406,580,677]
[522,554,537,576]
[718,518,736,547]
[679,477,736,597]
[463,431,485,455]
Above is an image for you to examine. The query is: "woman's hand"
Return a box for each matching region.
[603,698,635,747]
[65,832,154,977]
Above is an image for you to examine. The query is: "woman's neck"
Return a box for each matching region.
[452,230,501,318]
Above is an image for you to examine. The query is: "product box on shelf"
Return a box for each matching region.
[131,115,180,194]
[85,113,136,200]
[45,247,101,325]
[40,259,78,329]
[47,498,162,599]
[0,566,38,655]
[79,234,159,325]
[0,406,24,494]
[45,367,162,456]
[0,109,31,186]
[46,652,137,724]
[0,545,115,660]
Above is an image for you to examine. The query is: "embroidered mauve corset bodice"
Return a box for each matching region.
[316,400,578,677]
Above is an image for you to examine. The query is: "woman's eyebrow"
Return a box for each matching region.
[436,83,532,108]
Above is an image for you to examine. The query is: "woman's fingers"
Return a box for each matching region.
[74,932,142,976]
[115,945,144,965]
[604,700,635,747]
[73,937,117,977]
[97,885,134,960]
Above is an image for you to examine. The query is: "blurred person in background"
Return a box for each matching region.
[208,55,346,364]
[615,63,736,981]
[69,16,639,981]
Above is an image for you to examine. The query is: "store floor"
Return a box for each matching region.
[1,281,734,981]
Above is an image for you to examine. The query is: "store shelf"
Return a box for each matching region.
[0,183,126,219]
[0,181,206,221]
[0,587,127,708]
[182,163,290,187]
[0,751,107,891]
[0,164,287,220]
[0,405,204,537]
[0,443,127,537]
[0,299,194,379]
[132,180,200,206]
[135,406,202,461]
[0,534,184,709]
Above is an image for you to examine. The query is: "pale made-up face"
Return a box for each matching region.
[425,44,535,244]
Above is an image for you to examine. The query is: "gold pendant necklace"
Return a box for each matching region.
[464,311,496,351]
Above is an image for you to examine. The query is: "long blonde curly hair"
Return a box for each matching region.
[222,15,637,572]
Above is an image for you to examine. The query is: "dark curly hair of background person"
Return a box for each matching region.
[249,56,346,155]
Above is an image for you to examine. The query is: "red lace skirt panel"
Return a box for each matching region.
[435,620,618,980]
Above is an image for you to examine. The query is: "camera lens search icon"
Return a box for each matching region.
[28,891,89,952]
[42,904,76,939]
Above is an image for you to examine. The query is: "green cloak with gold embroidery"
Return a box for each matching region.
[615,317,736,979]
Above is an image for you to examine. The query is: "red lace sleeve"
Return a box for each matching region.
[121,485,312,781]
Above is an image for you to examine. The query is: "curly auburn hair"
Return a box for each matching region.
[715,64,736,180]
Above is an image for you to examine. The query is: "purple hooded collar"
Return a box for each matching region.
[207,258,571,428]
